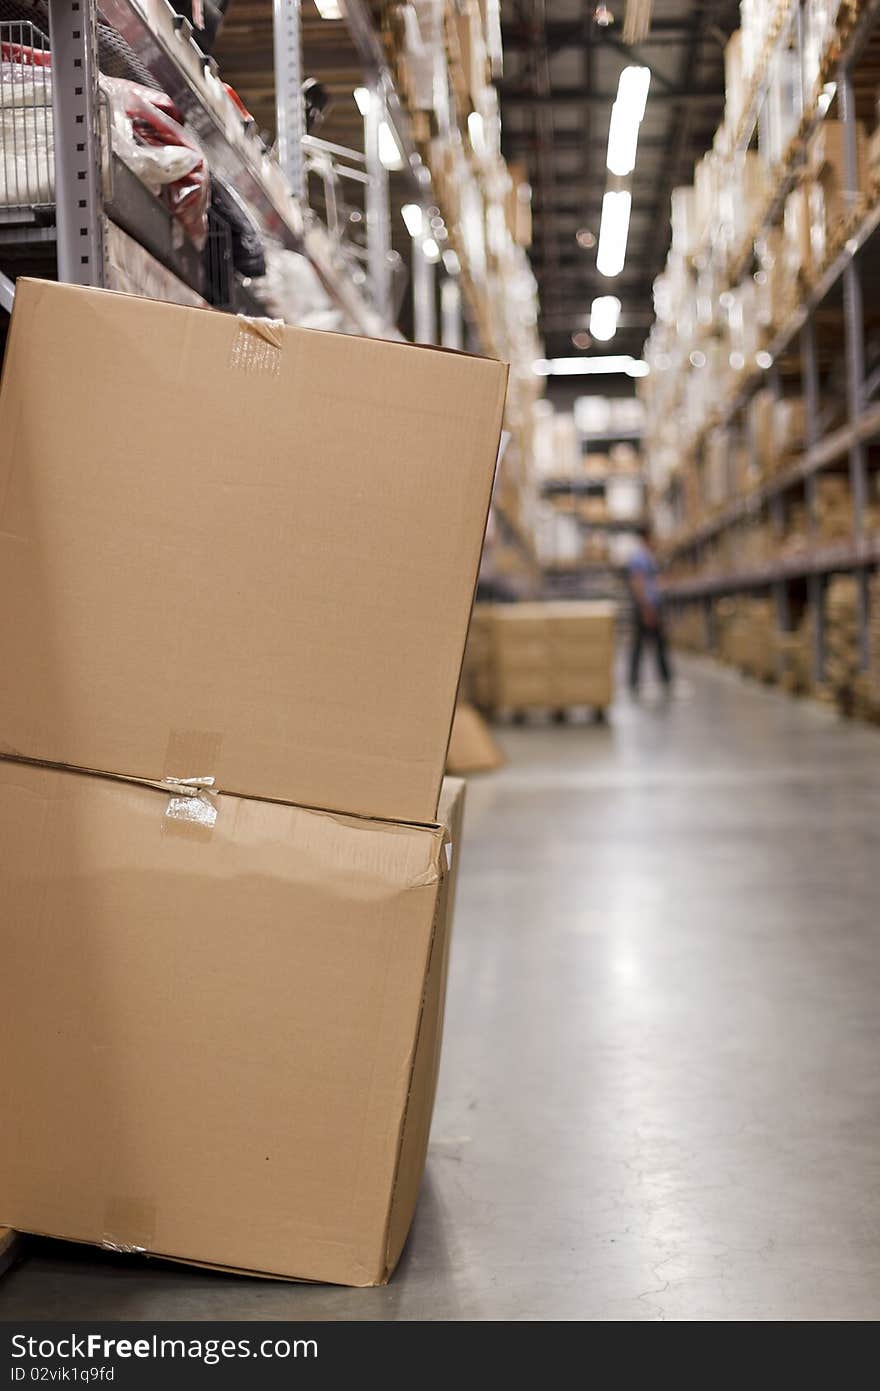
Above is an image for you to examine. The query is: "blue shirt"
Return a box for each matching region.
[628,541,660,608]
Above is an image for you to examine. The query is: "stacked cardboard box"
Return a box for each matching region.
[868,573,880,708]
[815,475,853,541]
[825,574,860,713]
[739,598,777,681]
[777,611,814,693]
[461,602,494,709]
[807,118,868,267]
[488,602,615,712]
[0,280,508,1285]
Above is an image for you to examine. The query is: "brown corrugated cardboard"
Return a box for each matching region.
[0,759,466,1286]
[446,701,504,773]
[0,280,507,825]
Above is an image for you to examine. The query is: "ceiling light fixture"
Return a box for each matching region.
[422,237,442,263]
[596,190,631,277]
[606,66,651,177]
[575,227,596,249]
[532,354,649,377]
[353,87,371,116]
[401,204,424,237]
[377,121,404,170]
[313,0,344,18]
[589,294,622,342]
[571,331,592,350]
[593,4,614,26]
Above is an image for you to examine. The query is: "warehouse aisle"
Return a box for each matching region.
[3,658,880,1321]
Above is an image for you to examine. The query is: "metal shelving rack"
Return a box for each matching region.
[0,0,459,339]
[650,0,880,685]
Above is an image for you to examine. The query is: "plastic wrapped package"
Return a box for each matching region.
[0,53,52,206]
[670,185,699,258]
[102,76,209,249]
[759,40,801,168]
[253,242,348,331]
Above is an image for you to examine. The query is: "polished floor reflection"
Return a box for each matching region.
[3,657,880,1320]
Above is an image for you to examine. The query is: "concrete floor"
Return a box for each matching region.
[3,656,880,1320]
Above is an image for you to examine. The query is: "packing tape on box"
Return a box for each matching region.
[229,315,284,379]
[102,1197,156,1257]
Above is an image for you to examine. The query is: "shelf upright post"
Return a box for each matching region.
[800,313,825,682]
[412,235,437,344]
[441,276,463,349]
[767,364,790,645]
[272,0,306,204]
[47,0,104,286]
[364,80,392,325]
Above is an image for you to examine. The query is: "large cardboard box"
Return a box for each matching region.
[0,761,466,1286]
[0,280,506,825]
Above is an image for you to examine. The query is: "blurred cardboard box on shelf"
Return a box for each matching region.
[0,762,466,1286]
[505,161,532,248]
[0,279,506,825]
[807,118,867,265]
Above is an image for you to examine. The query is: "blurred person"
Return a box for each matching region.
[628,522,671,695]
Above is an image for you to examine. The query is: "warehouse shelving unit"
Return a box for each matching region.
[644,0,880,700]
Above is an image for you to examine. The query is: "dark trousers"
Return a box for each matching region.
[629,610,671,690]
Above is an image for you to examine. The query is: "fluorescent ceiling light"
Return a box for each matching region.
[401,203,423,237]
[589,294,621,342]
[378,121,403,170]
[617,65,651,122]
[313,0,343,17]
[532,355,649,377]
[467,110,486,156]
[606,103,639,177]
[442,248,461,275]
[606,66,650,176]
[422,237,441,263]
[353,87,371,116]
[596,189,631,277]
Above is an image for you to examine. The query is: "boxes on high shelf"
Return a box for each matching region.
[749,388,778,477]
[807,118,868,266]
[783,181,813,286]
[814,475,852,541]
[505,161,532,248]
[0,280,507,1284]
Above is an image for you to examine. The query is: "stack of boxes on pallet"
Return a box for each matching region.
[466,602,616,715]
[0,280,507,1286]
[824,574,861,713]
